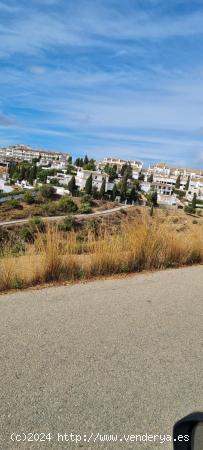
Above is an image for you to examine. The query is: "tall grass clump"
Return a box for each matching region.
[34,225,79,282]
[0,213,202,293]
[86,214,203,276]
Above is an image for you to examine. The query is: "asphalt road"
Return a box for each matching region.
[0,204,133,227]
[0,266,202,450]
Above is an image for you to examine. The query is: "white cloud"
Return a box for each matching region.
[30,66,47,75]
[1,3,203,57]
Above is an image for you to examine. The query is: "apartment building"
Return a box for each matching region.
[76,168,114,192]
[148,163,171,177]
[151,180,174,196]
[153,174,188,191]
[99,157,143,172]
[0,144,69,163]
[187,178,203,201]
[149,162,203,179]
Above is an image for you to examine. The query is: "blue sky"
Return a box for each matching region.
[1,0,203,167]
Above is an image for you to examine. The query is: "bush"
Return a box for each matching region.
[58,196,78,213]
[20,226,35,243]
[58,216,76,232]
[86,219,99,234]
[29,217,45,233]
[42,202,58,216]
[81,194,92,204]
[184,205,195,214]
[23,191,35,204]
[40,184,56,199]
[20,217,45,242]
[120,208,127,215]
[79,203,92,214]
[174,189,186,198]
[8,198,20,208]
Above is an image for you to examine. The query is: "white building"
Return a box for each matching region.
[149,163,171,177]
[99,157,143,172]
[153,175,188,191]
[149,162,203,179]
[157,194,178,207]
[47,173,73,186]
[76,169,114,192]
[0,144,70,164]
[140,181,151,193]
[151,180,174,196]
[187,178,203,202]
[132,168,140,180]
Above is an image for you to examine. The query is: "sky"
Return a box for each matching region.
[1,0,203,167]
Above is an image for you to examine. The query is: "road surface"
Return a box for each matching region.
[0,204,133,227]
[0,266,202,449]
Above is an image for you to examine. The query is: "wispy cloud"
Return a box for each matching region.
[0,0,203,167]
[0,113,19,126]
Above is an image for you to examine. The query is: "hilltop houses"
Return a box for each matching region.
[0,144,203,209]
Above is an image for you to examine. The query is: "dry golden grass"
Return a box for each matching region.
[0,211,203,292]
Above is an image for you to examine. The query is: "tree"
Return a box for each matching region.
[138,173,145,181]
[100,178,106,199]
[75,158,83,167]
[129,186,139,203]
[37,169,48,183]
[120,164,128,176]
[85,174,92,195]
[175,175,181,189]
[20,165,26,181]
[28,165,37,185]
[66,164,75,175]
[67,155,72,164]
[185,176,190,191]
[104,164,117,181]
[83,159,96,171]
[120,177,128,200]
[192,193,197,212]
[133,179,141,191]
[111,183,118,201]
[146,191,158,207]
[67,176,76,195]
[84,155,89,165]
[92,185,98,199]
[124,165,132,179]
[147,174,153,183]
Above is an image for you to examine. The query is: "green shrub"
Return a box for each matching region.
[42,202,58,215]
[58,196,78,213]
[13,278,24,289]
[58,216,76,232]
[40,184,56,199]
[86,219,98,234]
[174,189,186,198]
[20,226,35,243]
[184,205,195,214]
[23,191,35,204]
[79,203,92,214]
[20,217,45,242]
[80,194,92,204]
[29,217,45,233]
[8,198,21,208]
